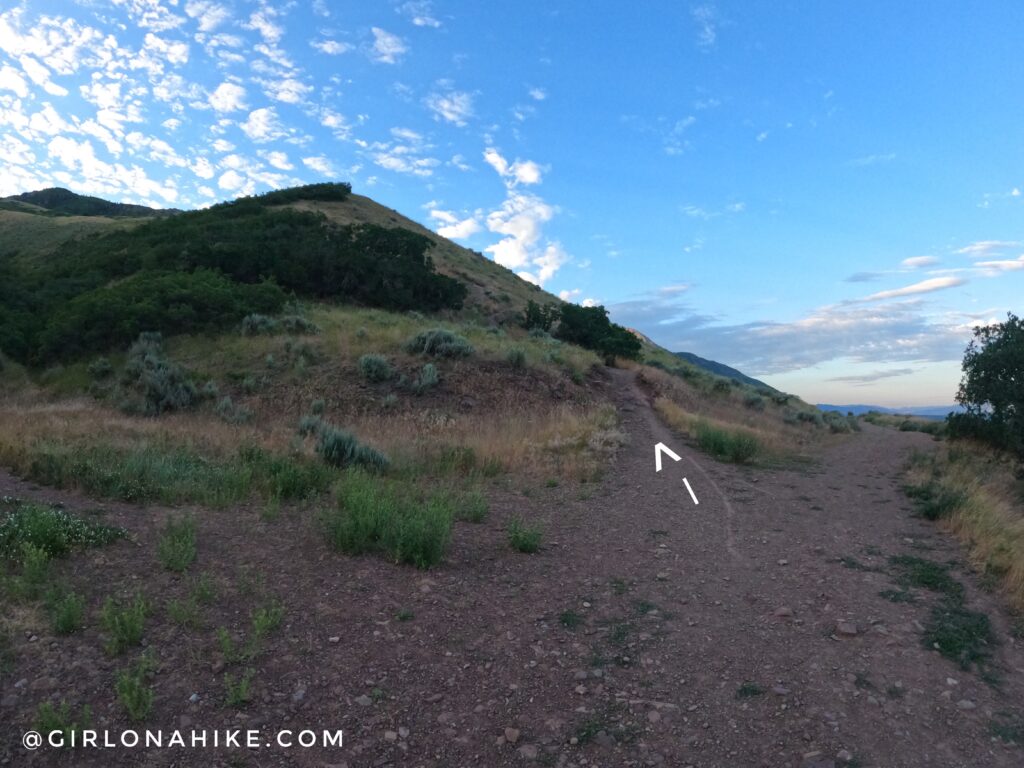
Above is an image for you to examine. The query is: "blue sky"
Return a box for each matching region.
[1,1,1022,406]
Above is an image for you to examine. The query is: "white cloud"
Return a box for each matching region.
[529,87,546,101]
[955,240,1022,258]
[370,27,407,64]
[302,155,334,174]
[901,255,938,269]
[398,1,442,28]
[311,39,352,55]
[185,1,231,32]
[975,256,1024,274]
[263,150,292,170]
[849,152,896,167]
[756,130,768,142]
[262,77,312,104]
[208,81,246,112]
[191,157,215,179]
[691,5,718,49]
[240,107,286,142]
[245,7,283,43]
[582,298,599,308]
[430,209,480,240]
[18,55,68,96]
[858,276,966,302]
[112,0,186,32]
[425,88,473,126]
[484,147,543,186]
[211,138,234,152]
[218,169,245,190]
[0,65,29,97]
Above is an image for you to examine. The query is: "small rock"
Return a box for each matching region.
[354,695,373,706]
[647,710,662,723]
[328,636,340,643]
[777,559,789,566]
[946,677,958,686]
[574,684,587,695]
[774,606,794,618]
[836,622,858,637]
[384,730,397,741]
[594,730,616,748]
[292,687,306,703]
[772,686,790,696]
[504,727,520,744]
[836,750,853,764]
[398,726,409,738]
[13,679,27,689]
[188,693,200,703]
[425,693,444,703]
[656,572,669,581]
[956,699,976,711]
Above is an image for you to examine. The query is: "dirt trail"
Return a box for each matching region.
[3,369,1024,767]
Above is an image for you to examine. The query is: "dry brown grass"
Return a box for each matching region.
[906,445,1024,612]
[639,365,824,462]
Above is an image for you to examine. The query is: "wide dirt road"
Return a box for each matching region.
[2,369,1023,768]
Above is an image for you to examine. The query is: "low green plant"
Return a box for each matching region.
[224,669,255,708]
[924,601,995,669]
[251,601,284,641]
[215,396,253,424]
[889,555,963,599]
[358,354,393,382]
[508,518,542,553]
[320,471,453,568]
[34,701,92,747]
[559,610,582,629]
[0,502,124,557]
[115,654,155,722]
[695,422,759,463]
[100,593,148,655]
[507,348,526,369]
[15,542,50,599]
[743,393,765,411]
[736,682,766,698]
[403,329,474,358]
[166,596,201,628]
[316,426,390,472]
[396,608,414,621]
[157,515,197,572]
[411,363,439,394]
[455,489,488,523]
[48,589,86,634]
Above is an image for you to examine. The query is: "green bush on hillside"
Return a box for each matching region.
[403,329,474,358]
[38,271,286,361]
[117,333,197,417]
[554,303,640,362]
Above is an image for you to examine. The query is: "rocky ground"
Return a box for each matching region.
[2,369,1022,767]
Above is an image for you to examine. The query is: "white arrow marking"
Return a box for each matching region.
[683,477,699,505]
[654,442,682,472]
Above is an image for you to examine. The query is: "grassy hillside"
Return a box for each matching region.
[288,194,550,323]
[4,187,179,218]
[674,350,776,392]
[0,208,137,262]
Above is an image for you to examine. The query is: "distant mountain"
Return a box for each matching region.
[3,188,180,218]
[674,351,777,392]
[818,404,964,420]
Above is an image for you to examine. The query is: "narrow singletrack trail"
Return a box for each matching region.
[2,370,1023,768]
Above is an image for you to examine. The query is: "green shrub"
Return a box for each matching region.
[297,414,324,437]
[554,303,640,361]
[0,502,124,558]
[403,329,474,358]
[157,515,197,572]
[48,589,86,634]
[903,483,966,521]
[455,489,488,523]
[14,542,50,600]
[310,398,325,415]
[743,393,765,411]
[9,442,333,506]
[118,333,197,416]
[507,348,527,369]
[87,357,112,379]
[321,471,453,568]
[240,313,278,335]
[100,593,148,655]
[695,422,759,463]
[215,396,253,424]
[358,354,393,382]
[224,669,255,708]
[508,518,543,553]
[115,655,155,721]
[316,425,389,471]
[34,701,92,747]
[412,363,439,394]
[924,601,995,669]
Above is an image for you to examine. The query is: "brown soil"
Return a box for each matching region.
[2,369,1022,767]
